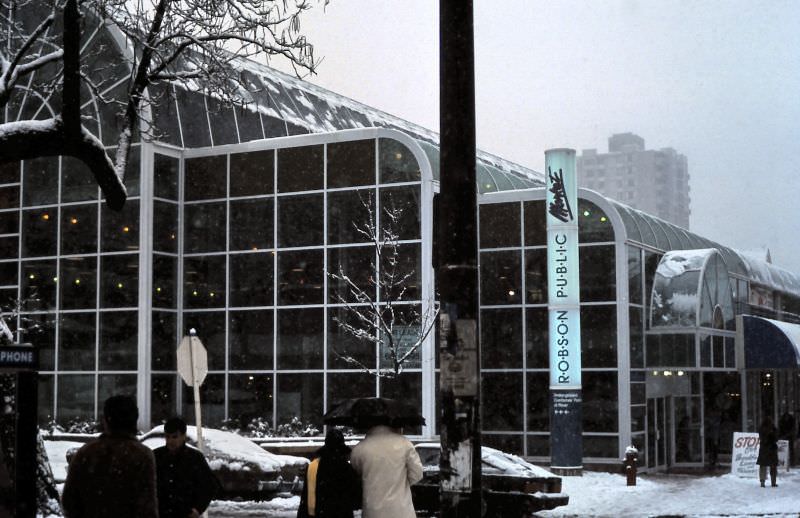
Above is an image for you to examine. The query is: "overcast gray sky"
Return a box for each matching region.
[282,0,800,270]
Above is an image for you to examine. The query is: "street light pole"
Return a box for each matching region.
[438,1,482,516]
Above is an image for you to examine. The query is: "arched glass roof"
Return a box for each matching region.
[601,197,800,297]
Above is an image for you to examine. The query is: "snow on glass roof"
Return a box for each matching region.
[601,197,800,298]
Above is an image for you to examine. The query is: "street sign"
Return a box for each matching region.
[177,332,208,387]
[0,345,38,371]
[177,329,207,454]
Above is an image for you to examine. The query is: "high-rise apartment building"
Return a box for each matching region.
[577,133,691,229]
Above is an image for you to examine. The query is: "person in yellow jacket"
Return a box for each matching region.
[297,429,361,518]
[350,424,423,518]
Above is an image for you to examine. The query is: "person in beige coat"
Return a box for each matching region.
[350,424,423,518]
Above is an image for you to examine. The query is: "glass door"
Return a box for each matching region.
[647,397,671,469]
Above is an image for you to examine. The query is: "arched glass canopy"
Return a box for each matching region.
[650,249,735,331]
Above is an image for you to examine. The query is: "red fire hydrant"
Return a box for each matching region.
[623,445,638,486]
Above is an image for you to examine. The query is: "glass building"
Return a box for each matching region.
[3,10,800,471]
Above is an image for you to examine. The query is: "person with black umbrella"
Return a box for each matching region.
[297,428,361,518]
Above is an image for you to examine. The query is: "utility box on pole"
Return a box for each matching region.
[177,329,208,452]
[438,1,482,516]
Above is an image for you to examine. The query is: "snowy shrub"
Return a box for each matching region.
[60,418,100,434]
[245,417,273,438]
[274,417,320,437]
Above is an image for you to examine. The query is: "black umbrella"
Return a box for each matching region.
[323,397,426,429]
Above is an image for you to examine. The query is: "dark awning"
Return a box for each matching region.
[740,315,800,369]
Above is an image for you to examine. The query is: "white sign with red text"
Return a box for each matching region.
[731,432,789,477]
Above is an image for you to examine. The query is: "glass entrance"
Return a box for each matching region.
[647,397,671,469]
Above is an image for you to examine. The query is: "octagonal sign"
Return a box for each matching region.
[177,333,208,387]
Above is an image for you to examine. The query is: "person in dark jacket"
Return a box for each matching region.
[154,417,219,518]
[62,395,158,518]
[757,416,779,487]
[297,428,361,518]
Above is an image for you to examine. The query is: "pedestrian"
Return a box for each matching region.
[154,417,219,518]
[757,416,779,487]
[778,409,796,466]
[61,395,158,518]
[297,428,361,518]
[350,421,423,518]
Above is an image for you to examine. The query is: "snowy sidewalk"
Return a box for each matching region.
[536,469,800,517]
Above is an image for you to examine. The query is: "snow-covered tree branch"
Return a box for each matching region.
[328,194,438,378]
[0,0,323,210]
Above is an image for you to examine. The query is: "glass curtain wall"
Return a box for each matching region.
[4,148,143,426]
[165,136,427,432]
[478,195,619,459]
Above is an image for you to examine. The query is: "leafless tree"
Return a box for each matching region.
[0,0,322,209]
[328,195,437,378]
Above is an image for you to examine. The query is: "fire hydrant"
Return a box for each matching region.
[622,445,638,486]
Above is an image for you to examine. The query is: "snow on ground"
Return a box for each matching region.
[43,441,84,482]
[536,469,800,518]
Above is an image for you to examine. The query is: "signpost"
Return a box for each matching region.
[545,149,583,475]
[177,329,208,452]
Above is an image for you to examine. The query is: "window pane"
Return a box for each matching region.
[153,254,177,308]
[581,305,617,368]
[230,198,273,251]
[184,256,226,309]
[483,434,523,457]
[277,308,323,369]
[0,209,15,235]
[230,253,274,307]
[379,139,420,183]
[278,194,323,247]
[480,250,521,305]
[327,307,375,370]
[277,250,323,305]
[526,372,549,431]
[482,373,523,431]
[61,156,98,202]
[22,208,57,257]
[39,375,54,425]
[230,150,274,196]
[328,140,375,188]
[57,375,95,425]
[328,246,374,304]
[525,308,549,368]
[152,311,177,371]
[184,311,226,371]
[183,374,224,427]
[328,372,376,406]
[327,189,374,245]
[0,237,17,260]
[578,199,614,243]
[0,184,19,209]
[480,203,520,248]
[583,371,618,432]
[481,308,522,369]
[154,154,179,200]
[229,310,273,370]
[524,249,547,304]
[98,374,137,407]
[207,98,238,146]
[583,435,618,458]
[184,202,226,253]
[99,311,138,370]
[523,200,546,246]
[0,261,17,286]
[276,373,322,429]
[277,145,323,193]
[61,204,98,255]
[176,90,212,147]
[628,246,643,305]
[26,313,55,370]
[0,161,20,184]
[60,257,96,309]
[58,313,96,370]
[185,155,226,201]
[151,374,178,424]
[380,373,422,434]
[101,254,138,308]
[380,244,420,302]
[379,186,420,241]
[22,260,57,310]
[150,202,177,255]
[579,245,616,302]
[630,307,644,368]
[229,373,273,429]
[101,200,139,252]
[23,157,58,206]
